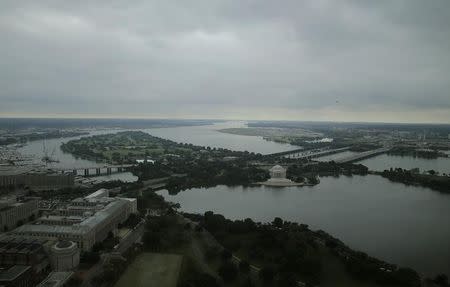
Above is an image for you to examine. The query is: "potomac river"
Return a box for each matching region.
[15,121,450,277]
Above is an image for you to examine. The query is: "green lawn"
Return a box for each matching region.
[115,253,183,287]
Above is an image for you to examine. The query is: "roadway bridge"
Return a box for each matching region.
[335,147,391,164]
[271,147,351,159]
[53,164,135,177]
[265,148,304,157]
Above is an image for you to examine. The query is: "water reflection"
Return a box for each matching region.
[158,175,450,277]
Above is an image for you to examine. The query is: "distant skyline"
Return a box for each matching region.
[1,1,450,123]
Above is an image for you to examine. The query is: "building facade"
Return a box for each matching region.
[12,190,137,251]
[0,198,38,232]
[50,241,80,271]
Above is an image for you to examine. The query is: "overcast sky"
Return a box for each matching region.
[1,1,449,123]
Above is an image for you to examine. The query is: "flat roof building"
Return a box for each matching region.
[36,271,73,287]
[0,265,33,287]
[11,190,137,251]
[0,198,38,232]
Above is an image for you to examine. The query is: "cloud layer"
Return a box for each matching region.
[1,0,450,123]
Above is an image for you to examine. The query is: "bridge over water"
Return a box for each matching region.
[266,147,351,159]
[335,147,391,164]
[53,164,135,177]
[264,145,391,165]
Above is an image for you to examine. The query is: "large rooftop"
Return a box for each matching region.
[0,265,31,281]
[37,271,74,287]
[13,198,129,236]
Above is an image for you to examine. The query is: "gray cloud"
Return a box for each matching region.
[1,0,450,123]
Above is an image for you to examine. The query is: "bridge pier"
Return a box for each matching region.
[107,167,112,175]
[96,168,101,175]
[84,169,89,176]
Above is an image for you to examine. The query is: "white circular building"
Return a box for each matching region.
[258,165,303,186]
[50,240,80,271]
[269,165,287,179]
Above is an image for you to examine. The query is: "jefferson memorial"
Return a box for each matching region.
[258,165,304,187]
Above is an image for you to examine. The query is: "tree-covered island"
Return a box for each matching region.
[55,131,450,286]
[61,131,372,193]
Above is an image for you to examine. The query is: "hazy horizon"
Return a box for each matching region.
[1,116,450,126]
[1,1,450,123]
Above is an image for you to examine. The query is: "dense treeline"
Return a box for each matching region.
[380,168,450,193]
[388,147,447,159]
[61,130,264,164]
[163,159,269,193]
[184,212,322,286]
[184,211,423,287]
[287,161,369,181]
[319,230,422,287]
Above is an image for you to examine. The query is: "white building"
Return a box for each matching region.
[12,190,137,251]
[259,165,304,187]
[269,165,287,179]
[84,188,109,199]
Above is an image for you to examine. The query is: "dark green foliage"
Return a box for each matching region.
[80,251,100,264]
[272,217,283,228]
[180,273,220,287]
[143,214,188,250]
[218,261,238,282]
[433,274,449,286]
[259,266,275,283]
[239,260,250,274]
[381,168,450,193]
[388,146,444,159]
[345,254,421,287]
[164,159,269,193]
[287,161,368,181]
[221,249,232,261]
[276,272,298,287]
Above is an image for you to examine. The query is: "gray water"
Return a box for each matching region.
[16,129,127,169]
[16,122,298,170]
[157,175,450,277]
[142,121,299,155]
[358,154,450,175]
[15,129,136,181]
[14,122,450,276]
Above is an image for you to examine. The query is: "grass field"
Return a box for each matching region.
[114,253,183,287]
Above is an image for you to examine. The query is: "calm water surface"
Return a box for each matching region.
[15,122,450,276]
[158,175,450,277]
[17,129,127,169]
[16,122,299,169]
[142,121,299,155]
